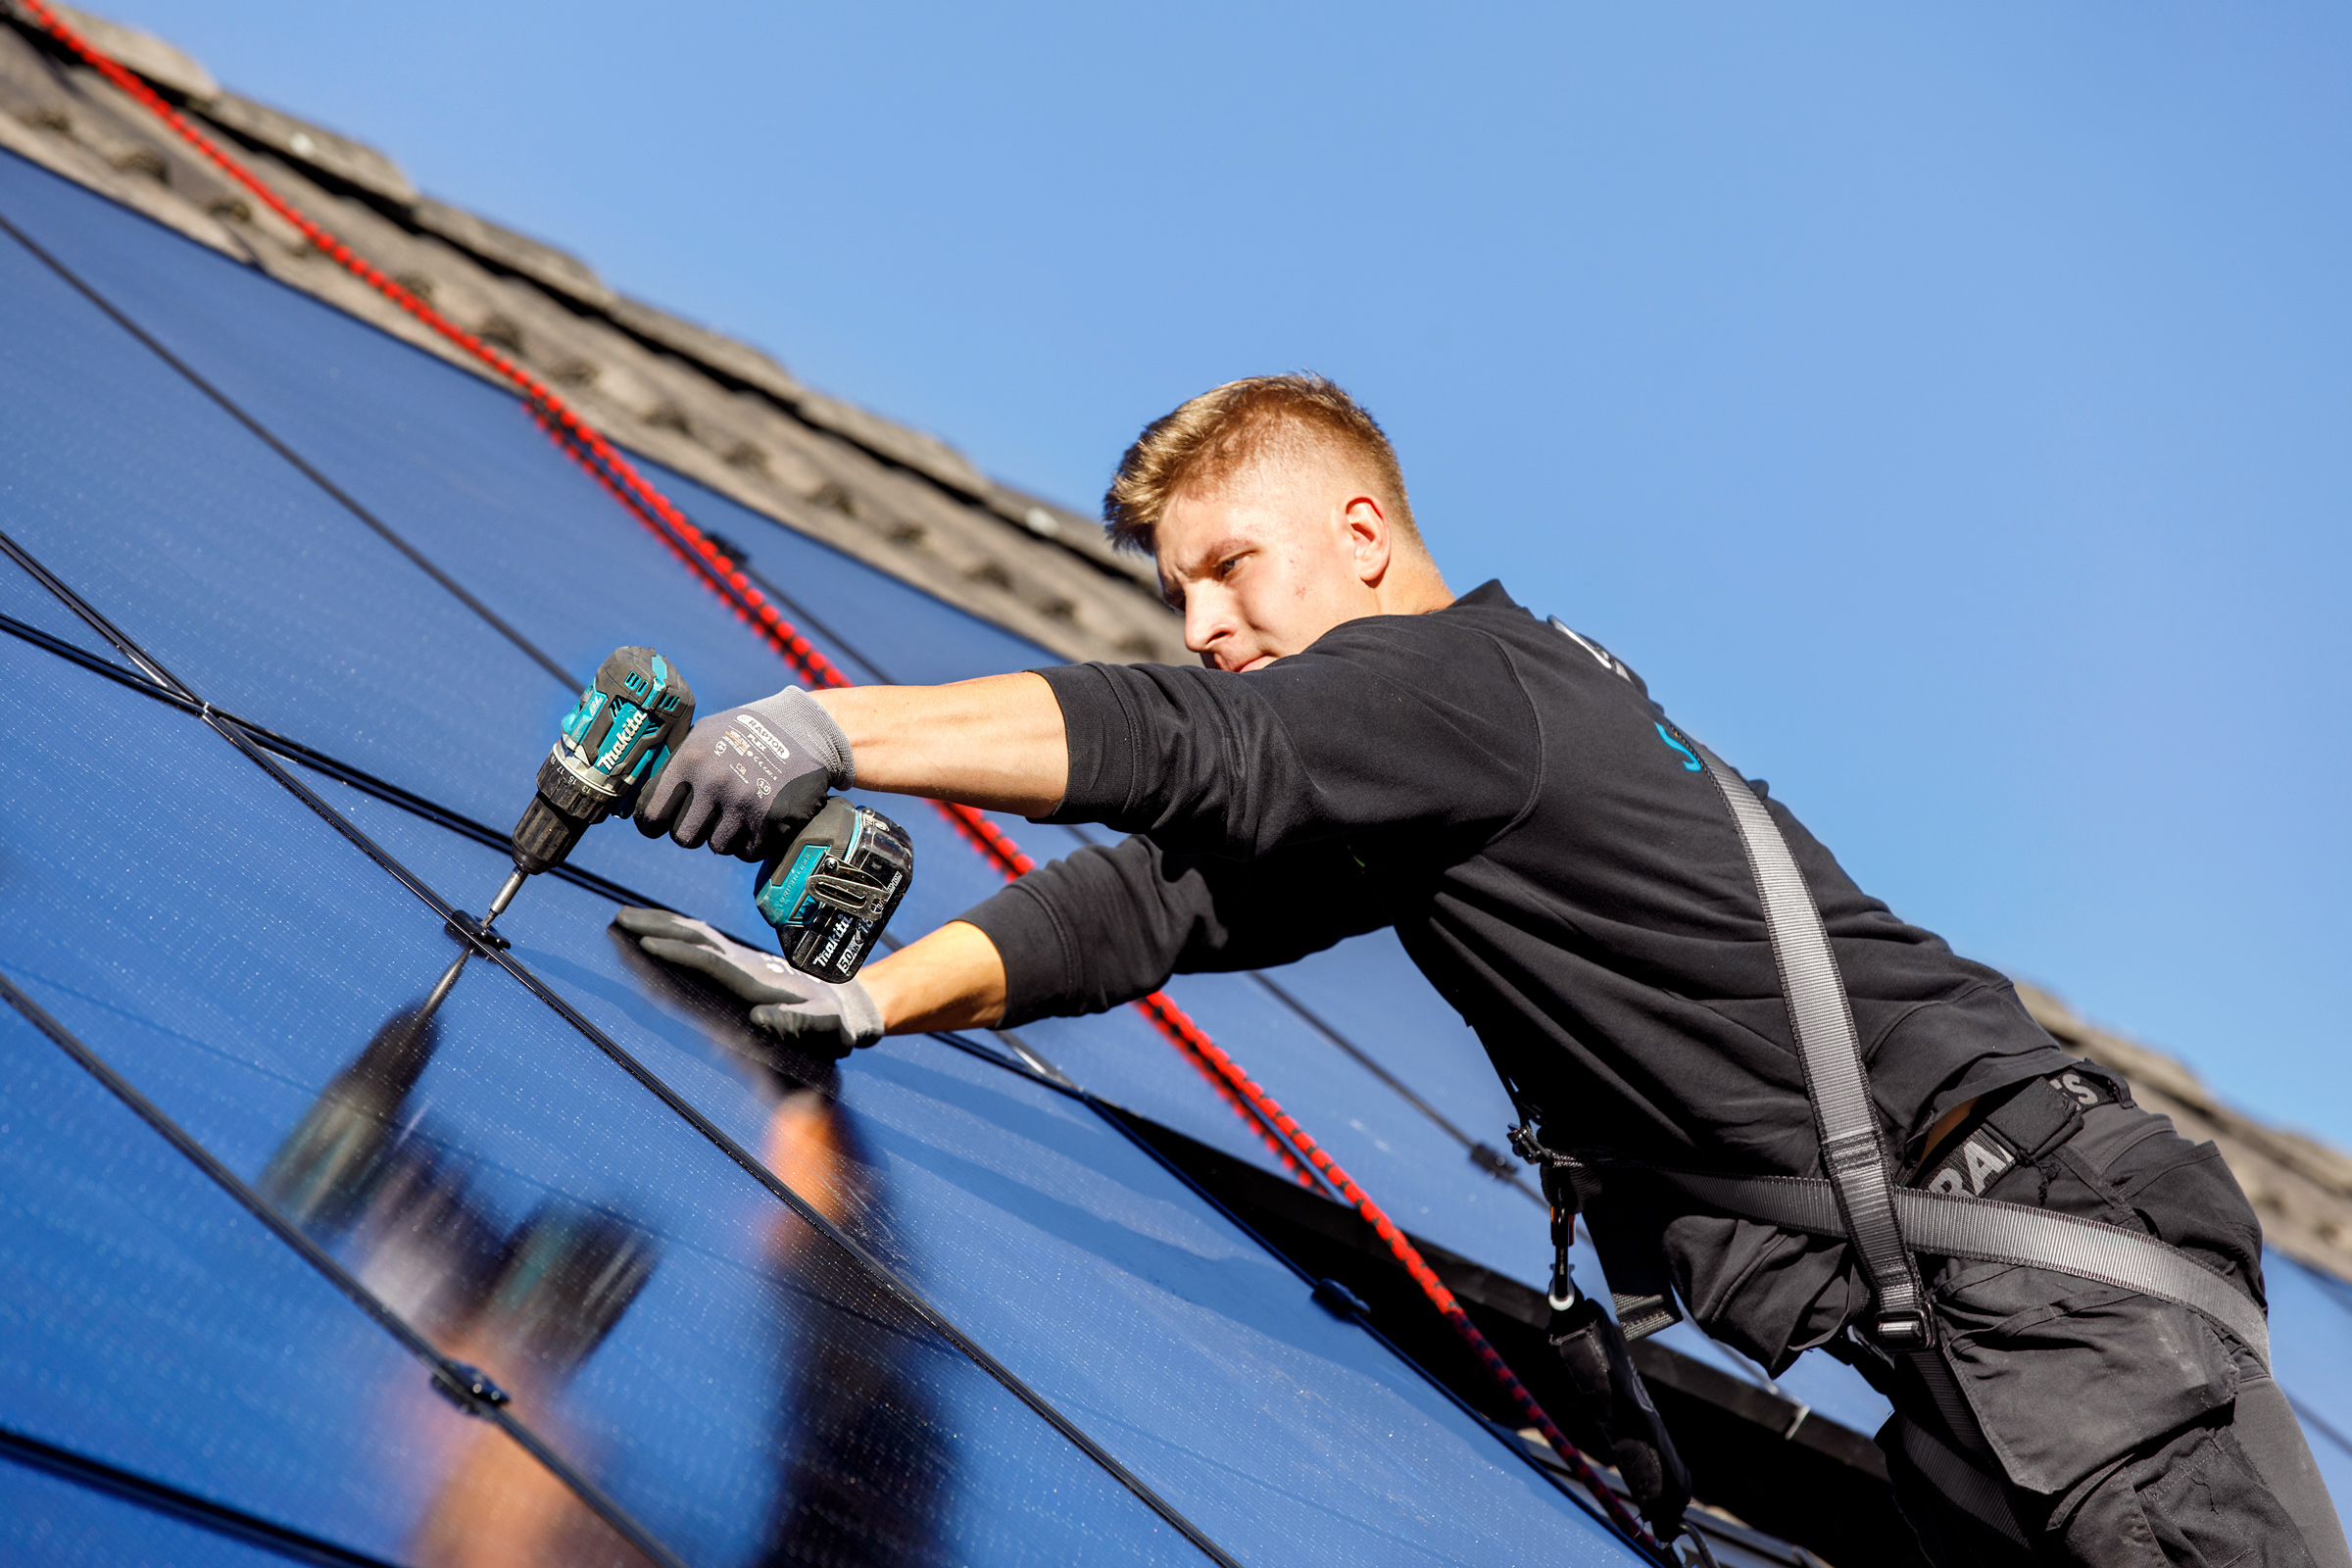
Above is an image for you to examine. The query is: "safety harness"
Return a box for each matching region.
[1517,618,2273,1539]
[1529,617,2268,1361]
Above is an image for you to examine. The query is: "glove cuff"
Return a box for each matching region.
[748,686,855,791]
[838,977,885,1051]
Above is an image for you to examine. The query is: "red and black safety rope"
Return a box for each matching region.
[24,4,1665,1553]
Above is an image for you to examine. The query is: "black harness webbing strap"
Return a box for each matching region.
[1892,1414,2035,1547]
[1651,1168,2270,1363]
[1684,735,2268,1365]
[1689,741,1933,1348]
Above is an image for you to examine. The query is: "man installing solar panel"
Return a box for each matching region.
[617,372,2347,1568]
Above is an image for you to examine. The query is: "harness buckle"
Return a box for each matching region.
[1871,1310,1934,1351]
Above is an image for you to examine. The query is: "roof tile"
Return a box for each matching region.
[21,1,216,102]
[411,194,615,310]
[200,91,416,207]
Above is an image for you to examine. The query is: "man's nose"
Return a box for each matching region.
[1184,595,1231,658]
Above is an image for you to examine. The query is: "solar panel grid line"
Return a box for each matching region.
[716,543,893,687]
[0,1424,402,1568]
[1249,970,1544,1205]
[0,523,189,696]
[0,204,579,693]
[0,973,691,1568]
[0,525,514,940]
[1,535,1249,1568]
[0,608,700,923]
[1127,992,1670,1555]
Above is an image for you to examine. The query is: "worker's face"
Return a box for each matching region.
[1155,456,1395,673]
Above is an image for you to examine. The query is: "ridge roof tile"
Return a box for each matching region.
[199,90,416,207]
[411,193,616,310]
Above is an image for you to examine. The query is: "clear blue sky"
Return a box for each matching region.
[105,2,2352,1140]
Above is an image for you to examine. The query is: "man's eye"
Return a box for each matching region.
[1214,555,1244,579]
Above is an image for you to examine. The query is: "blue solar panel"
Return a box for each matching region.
[1081,961,1554,1270]
[837,1038,1637,1566]
[1256,926,1530,1146]
[0,154,800,931]
[0,1004,473,1559]
[0,147,1668,1558]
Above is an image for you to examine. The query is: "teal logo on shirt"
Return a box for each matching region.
[1655,723,1702,772]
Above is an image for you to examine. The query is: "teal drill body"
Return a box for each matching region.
[512,646,698,875]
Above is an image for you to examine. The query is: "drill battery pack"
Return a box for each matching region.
[754,799,913,984]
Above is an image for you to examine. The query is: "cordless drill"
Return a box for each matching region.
[417,646,697,1024]
[507,646,697,886]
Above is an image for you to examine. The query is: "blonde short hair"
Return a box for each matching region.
[1102,374,1416,556]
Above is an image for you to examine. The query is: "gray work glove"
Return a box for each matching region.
[635,687,854,860]
[613,907,885,1058]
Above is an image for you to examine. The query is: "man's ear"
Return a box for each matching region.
[1343,495,1391,586]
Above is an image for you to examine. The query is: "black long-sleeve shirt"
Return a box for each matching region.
[959,581,2071,1366]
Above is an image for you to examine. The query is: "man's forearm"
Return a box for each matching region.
[859,920,1008,1033]
[809,672,1068,818]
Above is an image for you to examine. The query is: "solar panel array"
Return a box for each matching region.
[0,146,1662,1565]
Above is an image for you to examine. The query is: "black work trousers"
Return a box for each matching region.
[1871,1072,2349,1567]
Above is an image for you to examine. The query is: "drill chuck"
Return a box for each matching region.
[511,751,611,873]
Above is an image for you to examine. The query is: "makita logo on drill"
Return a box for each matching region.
[596,705,649,771]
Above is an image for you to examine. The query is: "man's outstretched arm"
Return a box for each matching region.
[811,673,1069,817]
[678,831,1384,1039]
[634,672,1069,857]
